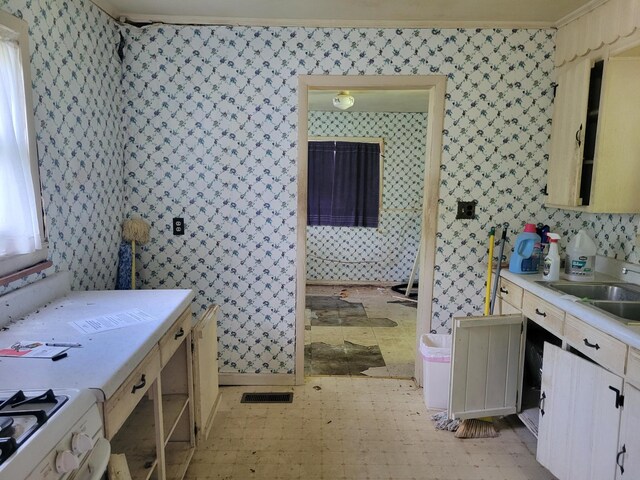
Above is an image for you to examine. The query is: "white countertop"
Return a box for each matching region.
[0,288,194,400]
[501,269,640,351]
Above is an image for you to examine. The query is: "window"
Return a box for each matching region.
[0,11,47,279]
[307,138,383,228]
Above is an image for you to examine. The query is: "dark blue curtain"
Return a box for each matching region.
[307,141,380,227]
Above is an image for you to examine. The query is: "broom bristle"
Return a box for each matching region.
[122,217,150,244]
[454,419,499,439]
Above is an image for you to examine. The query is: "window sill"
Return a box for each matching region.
[0,260,52,287]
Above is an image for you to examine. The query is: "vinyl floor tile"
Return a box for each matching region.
[185,378,556,480]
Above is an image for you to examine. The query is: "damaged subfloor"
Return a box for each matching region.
[305,285,417,378]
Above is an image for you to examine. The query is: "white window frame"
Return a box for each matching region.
[0,11,48,280]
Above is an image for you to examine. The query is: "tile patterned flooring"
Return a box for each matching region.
[305,285,417,378]
[184,377,556,480]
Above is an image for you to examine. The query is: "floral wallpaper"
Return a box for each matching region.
[306,111,426,282]
[120,24,567,374]
[0,1,636,375]
[0,0,123,295]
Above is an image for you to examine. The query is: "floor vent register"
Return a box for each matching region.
[241,392,294,404]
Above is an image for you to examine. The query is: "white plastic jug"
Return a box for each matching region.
[564,229,597,281]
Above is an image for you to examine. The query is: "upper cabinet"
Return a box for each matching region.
[546,0,640,213]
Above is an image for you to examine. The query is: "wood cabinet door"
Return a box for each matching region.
[547,58,591,207]
[449,314,523,420]
[537,343,622,480]
[192,305,221,444]
[616,382,640,478]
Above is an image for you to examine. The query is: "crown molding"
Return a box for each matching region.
[90,0,119,18]
[554,0,609,27]
[113,12,554,29]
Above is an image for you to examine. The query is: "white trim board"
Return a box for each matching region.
[296,75,447,386]
[218,373,296,386]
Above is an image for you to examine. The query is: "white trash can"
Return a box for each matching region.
[420,334,452,410]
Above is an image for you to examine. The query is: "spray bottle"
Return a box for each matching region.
[542,233,561,281]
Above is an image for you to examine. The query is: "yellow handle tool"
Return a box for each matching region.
[484,227,495,316]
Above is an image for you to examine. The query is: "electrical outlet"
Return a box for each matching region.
[173,218,185,235]
[456,201,476,220]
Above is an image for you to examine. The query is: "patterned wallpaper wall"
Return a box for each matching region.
[306,111,426,282]
[1,3,636,376]
[0,0,123,295]
[120,24,566,375]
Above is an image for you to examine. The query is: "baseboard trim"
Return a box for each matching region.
[218,373,296,386]
[306,280,398,287]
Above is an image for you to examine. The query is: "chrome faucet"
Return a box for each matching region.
[622,267,640,275]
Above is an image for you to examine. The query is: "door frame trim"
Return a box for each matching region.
[295,75,447,385]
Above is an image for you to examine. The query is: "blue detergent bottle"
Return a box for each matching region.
[509,223,542,274]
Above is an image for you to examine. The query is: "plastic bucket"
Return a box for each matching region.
[420,334,452,409]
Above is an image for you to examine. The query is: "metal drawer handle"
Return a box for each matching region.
[174,327,185,340]
[131,374,146,394]
[500,287,509,294]
[539,391,546,417]
[576,123,583,147]
[617,444,626,475]
[535,308,547,317]
[583,338,600,350]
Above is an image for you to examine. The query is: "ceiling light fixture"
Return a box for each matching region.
[332,91,355,110]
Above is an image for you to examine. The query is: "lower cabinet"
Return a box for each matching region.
[617,382,640,478]
[537,343,622,480]
[449,307,635,480]
[107,309,196,480]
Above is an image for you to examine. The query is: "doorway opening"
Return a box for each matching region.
[296,76,447,385]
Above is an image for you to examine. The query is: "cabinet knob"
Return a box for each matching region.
[575,123,583,147]
[131,374,146,394]
[583,338,600,350]
[617,444,626,475]
[535,308,547,317]
[174,327,185,340]
[500,287,509,294]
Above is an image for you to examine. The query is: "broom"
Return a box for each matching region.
[454,226,499,439]
[122,217,150,290]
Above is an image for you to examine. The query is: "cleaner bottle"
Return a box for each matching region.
[542,233,561,281]
[509,223,542,274]
[565,229,597,281]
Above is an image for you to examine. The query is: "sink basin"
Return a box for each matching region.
[537,281,640,302]
[586,301,640,325]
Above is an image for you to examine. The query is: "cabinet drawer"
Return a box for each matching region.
[627,348,640,387]
[499,278,523,309]
[104,345,161,439]
[564,314,627,376]
[522,291,565,336]
[159,308,192,366]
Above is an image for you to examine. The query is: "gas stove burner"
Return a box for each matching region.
[0,417,13,436]
[0,390,69,466]
[10,389,57,408]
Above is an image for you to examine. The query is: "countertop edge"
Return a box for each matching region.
[500,270,640,351]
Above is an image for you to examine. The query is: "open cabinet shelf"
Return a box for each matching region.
[163,394,190,446]
[110,396,158,480]
[165,442,196,480]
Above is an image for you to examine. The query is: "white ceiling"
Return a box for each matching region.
[92,0,599,28]
[309,90,430,113]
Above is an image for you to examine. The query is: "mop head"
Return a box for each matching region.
[122,217,150,244]
[431,411,460,432]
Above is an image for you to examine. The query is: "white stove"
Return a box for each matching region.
[0,388,109,480]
